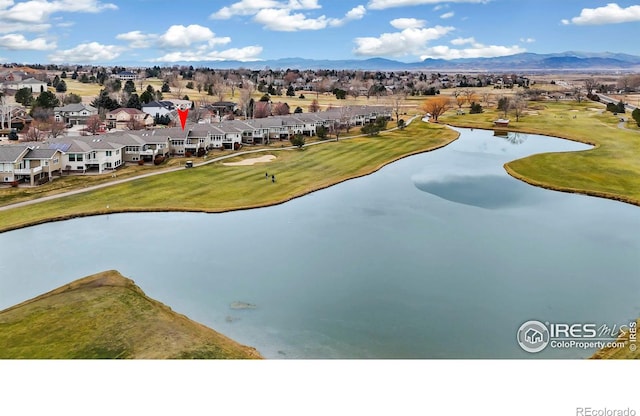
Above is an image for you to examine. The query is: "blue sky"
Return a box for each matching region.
[0,0,639,65]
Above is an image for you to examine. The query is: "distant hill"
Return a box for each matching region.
[161,51,640,71]
[0,270,262,359]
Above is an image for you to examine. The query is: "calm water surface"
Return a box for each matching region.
[1,128,638,358]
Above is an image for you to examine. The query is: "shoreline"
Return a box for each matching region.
[0,126,460,233]
[443,121,640,208]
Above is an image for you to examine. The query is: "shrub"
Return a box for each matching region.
[185,151,192,158]
[154,156,165,165]
[137,159,145,165]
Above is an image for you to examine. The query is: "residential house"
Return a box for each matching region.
[106,108,154,130]
[1,77,48,93]
[54,103,98,126]
[112,71,138,81]
[0,145,63,186]
[100,131,171,163]
[142,100,176,119]
[46,137,124,173]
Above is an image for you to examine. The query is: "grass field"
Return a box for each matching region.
[0,121,458,232]
[0,270,262,359]
[441,100,640,206]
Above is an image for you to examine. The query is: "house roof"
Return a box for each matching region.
[107,108,147,116]
[19,77,46,84]
[142,100,174,109]
[24,148,61,159]
[45,137,124,153]
[0,146,30,163]
[54,103,97,113]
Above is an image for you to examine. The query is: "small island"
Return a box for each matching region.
[0,270,262,359]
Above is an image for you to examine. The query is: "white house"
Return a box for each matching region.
[54,103,98,126]
[1,77,48,93]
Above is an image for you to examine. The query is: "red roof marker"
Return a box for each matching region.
[177,107,189,130]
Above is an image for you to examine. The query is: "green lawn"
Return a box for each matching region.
[0,121,458,232]
[0,270,262,359]
[441,101,640,206]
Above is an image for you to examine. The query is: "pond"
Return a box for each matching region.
[1,127,638,358]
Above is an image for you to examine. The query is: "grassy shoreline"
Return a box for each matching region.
[0,270,262,359]
[0,121,459,233]
[441,101,640,208]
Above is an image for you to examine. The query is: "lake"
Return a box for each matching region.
[1,127,638,358]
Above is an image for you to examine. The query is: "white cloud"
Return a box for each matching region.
[345,5,366,21]
[0,33,55,50]
[450,36,474,45]
[354,24,454,57]
[159,24,230,48]
[0,0,117,24]
[561,3,640,25]
[440,11,454,19]
[211,0,320,19]
[49,41,122,63]
[520,37,535,43]
[368,0,487,10]
[254,8,330,30]
[151,46,264,62]
[420,39,525,60]
[0,22,50,33]
[116,31,156,49]
[390,18,426,29]
[253,5,365,31]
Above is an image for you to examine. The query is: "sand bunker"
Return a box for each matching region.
[223,155,276,166]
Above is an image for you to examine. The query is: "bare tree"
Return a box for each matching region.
[0,94,11,130]
[510,94,527,122]
[24,125,46,141]
[339,106,353,133]
[308,99,320,113]
[421,97,451,122]
[463,89,477,106]
[49,118,67,138]
[85,115,103,135]
[272,102,290,115]
[584,77,598,97]
[238,88,252,118]
[572,87,584,103]
[391,93,404,122]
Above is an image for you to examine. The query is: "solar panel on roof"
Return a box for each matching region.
[48,143,71,152]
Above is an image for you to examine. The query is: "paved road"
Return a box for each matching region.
[0,116,419,212]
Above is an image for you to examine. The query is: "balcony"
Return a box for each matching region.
[14,166,43,175]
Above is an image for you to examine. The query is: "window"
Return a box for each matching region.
[77,154,83,161]
[106,151,112,157]
[106,162,112,168]
[69,154,75,162]
[116,149,120,154]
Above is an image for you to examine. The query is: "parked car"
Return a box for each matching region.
[185,160,193,168]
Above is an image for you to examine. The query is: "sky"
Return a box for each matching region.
[0,0,639,65]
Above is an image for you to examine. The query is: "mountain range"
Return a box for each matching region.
[172,51,640,72]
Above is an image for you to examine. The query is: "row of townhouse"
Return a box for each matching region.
[0,146,64,186]
[1,106,391,186]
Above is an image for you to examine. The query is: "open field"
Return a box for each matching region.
[441,100,640,206]
[0,121,458,233]
[0,270,262,359]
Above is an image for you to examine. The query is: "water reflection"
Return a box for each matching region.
[493,130,527,145]
[414,175,533,209]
